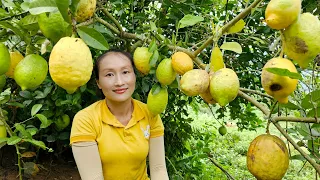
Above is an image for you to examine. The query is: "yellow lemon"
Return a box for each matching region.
[14,54,48,91]
[180,69,209,96]
[171,52,193,75]
[265,0,301,30]
[156,58,177,85]
[6,51,24,78]
[49,37,93,94]
[133,47,153,75]
[75,0,96,22]
[261,57,298,104]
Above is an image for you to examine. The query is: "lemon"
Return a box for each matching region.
[180,69,209,96]
[133,47,153,75]
[6,51,24,78]
[55,114,70,131]
[210,68,239,106]
[0,75,6,90]
[247,134,289,180]
[210,46,225,72]
[0,125,6,138]
[156,58,177,85]
[147,87,168,115]
[171,52,193,75]
[265,0,301,30]
[283,13,320,69]
[49,37,93,94]
[14,54,48,91]
[200,88,216,104]
[0,43,10,75]
[75,0,96,22]
[261,57,298,104]
[38,11,72,43]
[218,125,227,136]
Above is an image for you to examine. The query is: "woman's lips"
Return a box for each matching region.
[113,88,127,94]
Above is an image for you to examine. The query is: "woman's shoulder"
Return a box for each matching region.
[74,99,105,118]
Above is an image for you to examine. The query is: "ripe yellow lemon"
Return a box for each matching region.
[14,54,48,91]
[147,87,168,115]
[180,69,209,96]
[0,43,10,75]
[171,52,193,75]
[133,47,153,75]
[75,0,96,22]
[265,0,301,30]
[261,57,298,104]
[210,68,239,106]
[247,134,289,180]
[156,58,177,85]
[49,37,93,94]
[6,51,24,78]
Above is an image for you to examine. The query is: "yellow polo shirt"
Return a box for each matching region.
[70,98,164,180]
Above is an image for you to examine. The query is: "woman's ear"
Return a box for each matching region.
[96,80,101,89]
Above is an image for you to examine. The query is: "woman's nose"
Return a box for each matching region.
[115,75,125,86]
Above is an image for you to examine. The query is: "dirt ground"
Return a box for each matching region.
[0,146,81,180]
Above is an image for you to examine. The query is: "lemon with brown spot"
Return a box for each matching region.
[180,69,209,96]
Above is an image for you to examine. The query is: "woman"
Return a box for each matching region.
[70,49,169,180]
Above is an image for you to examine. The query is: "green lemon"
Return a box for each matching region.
[218,125,227,136]
[133,47,152,75]
[147,87,168,115]
[0,125,7,138]
[0,75,6,90]
[0,43,10,75]
[14,54,48,91]
[55,114,70,131]
[156,58,177,85]
[38,12,72,43]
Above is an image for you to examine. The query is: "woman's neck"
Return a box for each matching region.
[105,98,133,125]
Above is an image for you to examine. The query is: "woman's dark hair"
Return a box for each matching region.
[94,49,134,80]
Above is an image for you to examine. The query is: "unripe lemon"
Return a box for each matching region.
[156,58,176,85]
[75,0,96,22]
[147,87,168,115]
[6,51,24,78]
[218,125,227,136]
[265,0,301,30]
[210,68,239,106]
[49,37,93,94]
[171,52,193,75]
[0,125,6,138]
[283,13,320,69]
[180,69,209,96]
[133,47,152,75]
[0,43,10,75]
[261,58,298,104]
[14,54,48,91]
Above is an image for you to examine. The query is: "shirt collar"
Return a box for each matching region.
[101,98,145,128]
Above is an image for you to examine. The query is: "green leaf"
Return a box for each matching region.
[0,137,8,144]
[19,90,33,99]
[31,104,43,117]
[0,88,11,104]
[280,101,300,110]
[227,19,246,34]
[149,50,159,68]
[151,84,161,95]
[24,139,47,150]
[55,0,71,23]
[0,8,9,18]
[26,126,38,137]
[0,21,30,44]
[220,42,242,54]
[58,132,70,140]
[307,108,320,117]
[19,15,39,31]
[265,68,302,80]
[148,38,157,53]
[70,0,80,13]
[290,154,305,161]
[150,22,157,31]
[178,14,204,29]
[35,114,52,129]
[6,102,24,108]
[29,0,58,15]
[77,26,109,50]
[14,124,32,139]
[7,136,22,145]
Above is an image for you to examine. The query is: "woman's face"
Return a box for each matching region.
[96,52,136,103]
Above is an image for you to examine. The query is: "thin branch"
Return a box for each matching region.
[238,90,270,115]
[207,153,235,180]
[97,2,123,33]
[273,117,320,123]
[95,15,120,35]
[193,0,264,57]
[76,18,94,27]
[239,88,273,98]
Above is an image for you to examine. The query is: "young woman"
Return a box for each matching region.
[70,50,169,180]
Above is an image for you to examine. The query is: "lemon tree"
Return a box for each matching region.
[0,0,319,179]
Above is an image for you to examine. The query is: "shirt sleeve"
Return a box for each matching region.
[149,114,164,138]
[70,110,97,144]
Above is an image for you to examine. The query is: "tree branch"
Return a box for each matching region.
[239,88,272,98]
[95,15,120,35]
[193,0,264,57]
[97,2,123,33]
[76,18,94,27]
[273,117,320,123]
[238,90,270,115]
[207,153,235,180]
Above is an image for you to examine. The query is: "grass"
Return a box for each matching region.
[186,105,316,180]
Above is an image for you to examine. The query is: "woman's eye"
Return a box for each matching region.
[123,71,129,74]
[106,73,113,77]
